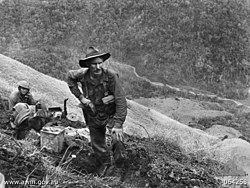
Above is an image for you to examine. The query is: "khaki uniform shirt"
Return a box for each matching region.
[67,68,127,128]
[9,90,37,110]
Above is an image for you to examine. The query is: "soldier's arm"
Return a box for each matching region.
[66,69,87,100]
[8,92,17,110]
[27,93,37,105]
[109,73,127,128]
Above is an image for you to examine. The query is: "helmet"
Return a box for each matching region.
[17,80,30,90]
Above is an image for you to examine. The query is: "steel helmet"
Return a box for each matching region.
[17,80,30,90]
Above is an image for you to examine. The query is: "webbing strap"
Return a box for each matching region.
[84,80,89,99]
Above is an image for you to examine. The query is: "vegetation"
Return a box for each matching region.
[0,0,250,98]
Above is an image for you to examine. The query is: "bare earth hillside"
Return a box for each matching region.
[0,54,250,187]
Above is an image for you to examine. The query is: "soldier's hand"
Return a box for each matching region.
[88,102,96,114]
[9,115,14,122]
[10,122,16,128]
[79,96,96,114]
[80,96,91,106]
[35,101,42,110]
[112,127,124,142]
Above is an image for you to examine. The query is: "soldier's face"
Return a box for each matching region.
[89,57,103,76]
[20,87,29,95]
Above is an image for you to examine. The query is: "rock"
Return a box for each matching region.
[205,125,242,139]
[208,139,250,182]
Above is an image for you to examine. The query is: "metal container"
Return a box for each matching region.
[40,126,65,153]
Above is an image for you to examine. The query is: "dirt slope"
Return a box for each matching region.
[124,100,250,185]
[0,54,250,187]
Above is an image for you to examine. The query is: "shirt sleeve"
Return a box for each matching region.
[8,92,16,110]
[27,93,37,105]
[66,69,87,99]
[109,73,127,128]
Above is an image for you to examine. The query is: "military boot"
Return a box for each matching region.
[112,141,127,167]
[96,153,112,177]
